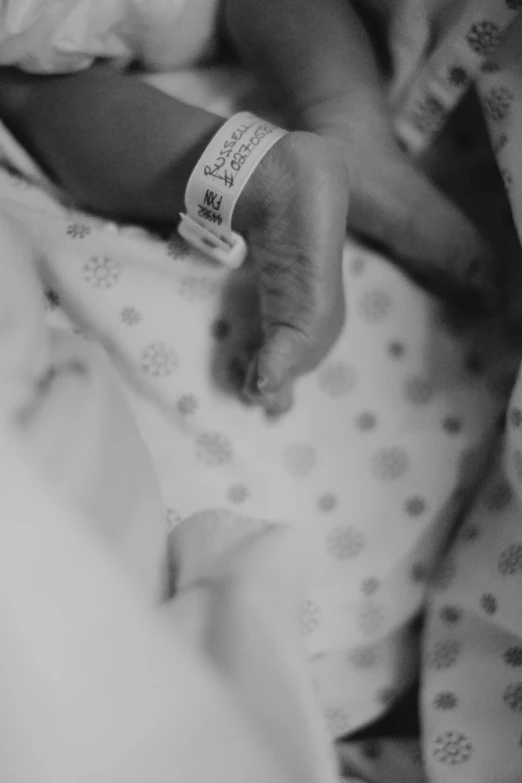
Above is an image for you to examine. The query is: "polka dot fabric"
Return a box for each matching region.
[422,446,522,783]
[394,0,522,155]
[0,159,506,745]
[402,6,522,782]
[6,5,522,780]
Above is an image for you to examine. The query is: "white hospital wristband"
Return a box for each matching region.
[178,112,288,269]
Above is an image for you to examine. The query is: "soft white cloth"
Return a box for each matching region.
[0,0,220,72]
[0,60,509,762]
[0,211,340,783]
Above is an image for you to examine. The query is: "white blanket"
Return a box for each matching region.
[0,68,515,783]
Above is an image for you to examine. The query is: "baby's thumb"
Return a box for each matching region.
[253,325,308,395]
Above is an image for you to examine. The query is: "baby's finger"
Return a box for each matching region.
[262,381,294,418]
[348,155,503,311]
[242,351,294,416]
[257,378,295,419]
[253,324,308,396]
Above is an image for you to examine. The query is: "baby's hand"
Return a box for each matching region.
[233,130,349,416]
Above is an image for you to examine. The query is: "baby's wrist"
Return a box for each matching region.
[234,129,349,238]
[178,112,288,264]
[232,134,291,235]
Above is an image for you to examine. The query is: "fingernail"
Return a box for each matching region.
[256,373,270,392]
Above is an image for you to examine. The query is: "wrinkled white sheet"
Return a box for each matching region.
[0,212,341,783]
[0,0,219,72]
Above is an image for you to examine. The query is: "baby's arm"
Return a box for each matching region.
[0,65,223,224]
[225,0,501,311]
[0,64,348,414]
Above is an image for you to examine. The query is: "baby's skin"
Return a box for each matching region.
[0,0,502,414]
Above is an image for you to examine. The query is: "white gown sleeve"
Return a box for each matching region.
[0,0,134,73]
[0,0,221,74]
